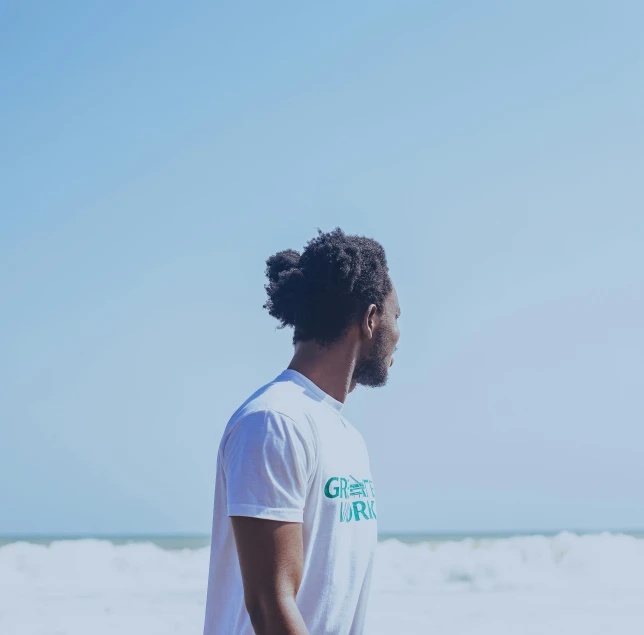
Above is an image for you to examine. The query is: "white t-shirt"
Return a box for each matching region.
[203,369,378,635]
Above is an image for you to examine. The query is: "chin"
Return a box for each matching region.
[356,371,389,389]
[353,356,391,389]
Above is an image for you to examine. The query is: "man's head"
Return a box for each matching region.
[263,228,400,388]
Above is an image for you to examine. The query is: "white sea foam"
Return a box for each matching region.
[1,532,643,634]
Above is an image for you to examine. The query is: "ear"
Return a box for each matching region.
[361,303,378,339]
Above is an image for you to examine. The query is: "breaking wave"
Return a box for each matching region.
[1,532,643,634]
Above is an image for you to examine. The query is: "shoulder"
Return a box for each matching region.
[227,378,315,432]
[221,380,319,457]
[220,407,319,478]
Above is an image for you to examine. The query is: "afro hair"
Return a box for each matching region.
[263,227,392,346]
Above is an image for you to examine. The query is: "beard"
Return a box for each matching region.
[352,327,392,388]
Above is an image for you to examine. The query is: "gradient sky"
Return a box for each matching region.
[1,1,643,535]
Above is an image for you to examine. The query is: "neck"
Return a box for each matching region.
[287,337,359,404]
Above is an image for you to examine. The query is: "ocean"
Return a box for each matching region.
[2,531,643,634]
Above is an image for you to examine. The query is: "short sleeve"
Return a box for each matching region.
[222,409,316,522]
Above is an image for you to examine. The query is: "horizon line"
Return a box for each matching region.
[2,527,643,540]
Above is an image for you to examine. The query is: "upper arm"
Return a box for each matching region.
[231,516,304,604]
[231,517,307,633]
[223,409,313,633]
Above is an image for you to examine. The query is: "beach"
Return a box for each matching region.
[2,532,643,634]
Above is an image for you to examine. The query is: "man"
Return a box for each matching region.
[203,228,401,635]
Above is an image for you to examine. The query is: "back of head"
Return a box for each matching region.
[263,228,392,346]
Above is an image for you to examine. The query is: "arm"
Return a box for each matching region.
[232,516,309,635]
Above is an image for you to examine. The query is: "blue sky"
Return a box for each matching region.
[1,1,643,535]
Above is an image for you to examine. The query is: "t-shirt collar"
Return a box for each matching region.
[277,369,345,413]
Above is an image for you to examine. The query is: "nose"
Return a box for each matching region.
[389,356,394,367]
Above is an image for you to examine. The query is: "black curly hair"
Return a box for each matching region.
[263,228,392,346]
